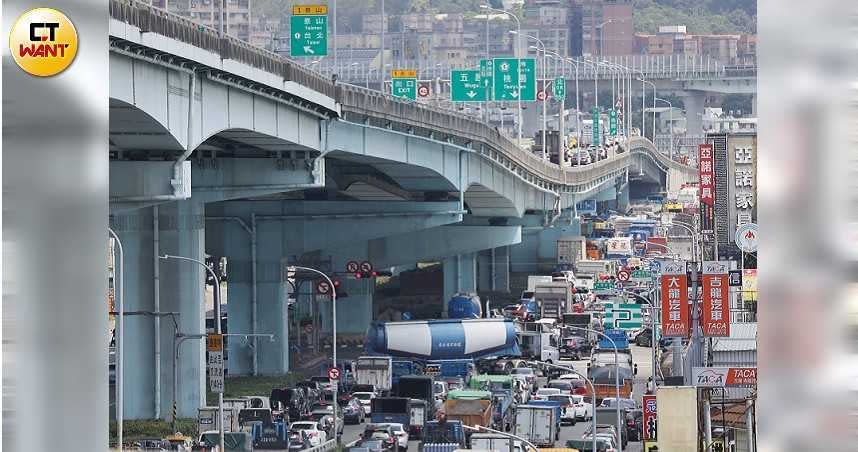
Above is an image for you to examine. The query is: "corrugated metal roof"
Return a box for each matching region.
[710,323,757,352]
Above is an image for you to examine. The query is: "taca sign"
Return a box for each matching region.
[692,367,757,387]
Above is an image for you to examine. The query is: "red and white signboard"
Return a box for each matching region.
[698,144,714,206]
[328,367,341,380]
[702,261,730,337]
[660,263,689,337]
[692,367,757,387]
[537,90,547,101]
[617,269,631,282]
[642,395,657,441]
[418,84,431,98]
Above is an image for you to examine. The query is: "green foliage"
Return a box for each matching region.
[205,374,303,405]
[721,94,753,116]
[110,418,198,444]
[633,0,756,34]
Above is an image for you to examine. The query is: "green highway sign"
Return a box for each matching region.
[593,280,615,294]
[603,302,644,330]
[609,109,618,136]
[519,58,536,101]
[480,59,494,101]
[451,70,486,102]
[392,75,417,100]
[492,58,535,101]
[631,270,653,282]
[592,107,600,146]
[290,14,328,57]
[553,77,565,99]
[493,58,520,101]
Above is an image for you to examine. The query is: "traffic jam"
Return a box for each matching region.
[169,197,758,452]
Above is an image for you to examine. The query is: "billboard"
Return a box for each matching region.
[691,367,757,387]
[727,134,758,249]
[702,261,730,337]
[642,395,657,441]
[656,386,698,451]
[606,237,633,256]
[698,144,714,206]
[660,262,689,337]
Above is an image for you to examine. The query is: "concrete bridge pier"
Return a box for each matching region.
[112,199,207,420]
[476,245,511,294]
[508,213,582,275]
[683,90,707,138]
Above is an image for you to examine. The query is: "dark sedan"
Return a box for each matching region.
[339,396,366,424]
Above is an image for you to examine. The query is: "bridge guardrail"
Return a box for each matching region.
[109,0,338,99]
[110,0,695,190]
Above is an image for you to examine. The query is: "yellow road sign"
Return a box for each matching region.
[392,69,417,78]
[292,5,328,15]
[207,334,224,351]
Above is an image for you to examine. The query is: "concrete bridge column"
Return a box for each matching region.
[443,253,477,314]
[477,246,511,294]
[683,90,706,138]
[113,199,206,420]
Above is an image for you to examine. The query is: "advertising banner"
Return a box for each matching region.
[642,395,657,441]
[699,144,714,206]
[660,262,689,337]
[606,237,633,256]
[702,261,730,337]
[692,367,757,387]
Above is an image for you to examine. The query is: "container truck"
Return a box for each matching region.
[392,359,423,388]
[355,356,393,393]
[447,293,482,319]
[443,390,493,431]
[513,405,558,447]
[370,397,411,428]
[516,323,560,364]
[422,420,466,448]
[574,260,614,279]
[533,282,573,320]
[470,433,527,452]
[397,375,436,418]
[365,319,520,360]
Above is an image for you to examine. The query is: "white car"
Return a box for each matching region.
[509,367,537,386]
[533,387,562,400]
[379,422,409,451]
[558,373,583,381]
[289,421,327,446]
[352,391,375,415]
[570,394,593,420]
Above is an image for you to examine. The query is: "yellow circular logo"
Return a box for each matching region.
[9,8,78,77]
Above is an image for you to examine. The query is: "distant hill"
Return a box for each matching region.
[633,0,756,34]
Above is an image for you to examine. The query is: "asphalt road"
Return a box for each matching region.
[339,345,655,452]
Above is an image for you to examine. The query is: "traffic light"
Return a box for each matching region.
[352,270,392,279]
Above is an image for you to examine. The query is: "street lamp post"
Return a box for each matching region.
[533,361,598,452]
[481,4,522,144]
[108,228,124,451]
[513,33,548,160]
[655,97,673,159]
[287,265,340,443]
[564,325,624,452]
[159,254,224,452]
[664,220,703,383]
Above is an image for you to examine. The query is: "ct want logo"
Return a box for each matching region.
[9,8,78,76]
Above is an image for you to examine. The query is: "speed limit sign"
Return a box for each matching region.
[316,280,331,294]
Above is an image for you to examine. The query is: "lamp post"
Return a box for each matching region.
[287,265,340,444]
[532,361,598,452]
[655,97,673,159]
[512,32,547,160]
[481,4,522,144]
[563,325,624,452]
[108,228,124,451]
[159,254,224,452]
[595,19,614,58]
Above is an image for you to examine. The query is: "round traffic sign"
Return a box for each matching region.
[345,261,359,273]
[360,261,373,273]
[735,223,758,252]
[328,367,340,380]
[617,270,631,282]
[316,280,331,294]
[537,90,547,101]
[418,85,431,97]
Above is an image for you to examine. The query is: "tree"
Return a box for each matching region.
[721,94,752,117]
